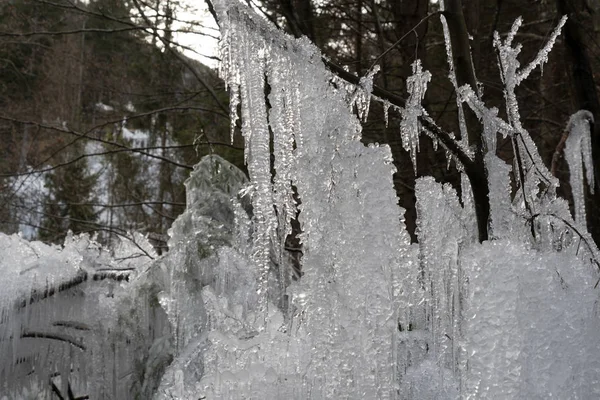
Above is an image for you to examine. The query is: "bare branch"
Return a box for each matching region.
[369,12,442,72]
[0,116,194,170]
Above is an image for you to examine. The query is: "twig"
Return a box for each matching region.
[21,330,85,350]
[551,129,569,176]
[369,11,442,71]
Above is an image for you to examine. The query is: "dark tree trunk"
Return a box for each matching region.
[444,0,489,242]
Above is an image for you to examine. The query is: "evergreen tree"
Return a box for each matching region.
[39,154,98,243]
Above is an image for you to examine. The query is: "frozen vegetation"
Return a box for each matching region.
[1,1,600,399]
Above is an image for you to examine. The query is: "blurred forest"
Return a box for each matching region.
[0,0,240,250]
[2,0,600,248]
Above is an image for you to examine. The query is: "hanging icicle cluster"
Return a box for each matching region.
[205,1,414,398]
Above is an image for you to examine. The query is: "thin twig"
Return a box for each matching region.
[369,12,442,71]
[21,331,85,350]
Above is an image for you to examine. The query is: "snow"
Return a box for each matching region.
[125,101,136,112]
[95,102,114,112]
[84,120,184,235]
[122,126,150,147]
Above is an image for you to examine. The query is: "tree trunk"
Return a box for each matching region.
[444,0,489,242]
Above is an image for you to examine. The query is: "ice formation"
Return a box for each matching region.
[192,1,413,398]
[0,155,250,399]
[1,2,599,399]
[0,231,157,398]
[564,110,595,225]
[491,17,563,211]
[400,60,431,172]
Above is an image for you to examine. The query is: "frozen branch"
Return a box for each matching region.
[517,16,567,84]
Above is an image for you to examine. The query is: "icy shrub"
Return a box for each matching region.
[0,231,156,398]
[0,155,250,399]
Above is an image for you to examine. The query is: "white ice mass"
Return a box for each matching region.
[1,1,599,399]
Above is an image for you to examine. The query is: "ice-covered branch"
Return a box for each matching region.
[517,16,567,84]
[323,59,473,168]
[491,16,565,213]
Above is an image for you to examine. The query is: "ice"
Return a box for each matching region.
[183,1,415,398]
[351,65,380,122]
[485,153,517,239]
[400,60,431,172]
[516,16,567,84]
[440,13,470,143]
[383,99,391,127]
[184,7,599,399]
[462,240,600,399]
[492,17,563,210]
[3,3,600,398]
[564,110,595,225]
[402,177,472,392]
[0,232,156,398]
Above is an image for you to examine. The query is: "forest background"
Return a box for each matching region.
[1,0,600,249]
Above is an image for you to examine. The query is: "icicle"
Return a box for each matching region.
[218,15,242,144]
[233,16,277,327]
[202,2,413,399]
[229,84,240,143]
[565,110,595,225]
[400,60,431,172]
[351,65,380,122]
[267,50,299,308]
[383,99,390,128]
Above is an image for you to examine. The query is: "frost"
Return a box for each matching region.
[564,110,595,225]
[492,17,563,209]
[516,16,567,84]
